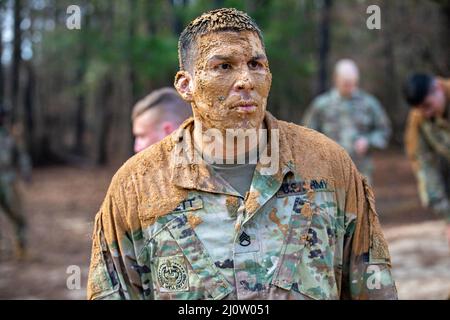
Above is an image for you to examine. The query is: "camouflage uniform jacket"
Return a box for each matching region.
[405,79,450,222]
[87,111,397,300]
[302,89,391,178]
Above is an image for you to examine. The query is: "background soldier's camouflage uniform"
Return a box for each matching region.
[405,78,450,222]
[0,117,32,257]
[87,112,397,300]
[302,89,392,182]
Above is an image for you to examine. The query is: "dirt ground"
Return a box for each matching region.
[0,149,449,300]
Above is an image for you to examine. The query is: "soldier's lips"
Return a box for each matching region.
[232,102,258,113]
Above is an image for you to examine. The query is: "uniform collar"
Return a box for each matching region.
[331,88,361,100]
[169,112,295,203]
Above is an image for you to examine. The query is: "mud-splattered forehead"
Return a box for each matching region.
[178,8,264,71]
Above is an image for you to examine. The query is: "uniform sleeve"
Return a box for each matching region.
[405,119,450,222]
[340,160,397,300]
[366,96,391,149]
[302,99,323,132]
[420,119,450,163]
[87,183,146,300]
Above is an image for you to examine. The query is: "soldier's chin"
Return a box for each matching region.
[228,117,262,131]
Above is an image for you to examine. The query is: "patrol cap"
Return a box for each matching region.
[403,73,433,107]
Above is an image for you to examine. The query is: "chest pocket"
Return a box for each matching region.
[322,106,342,138]
[354,104,373,132]
[139,214,233,300]
[271,179,343,300]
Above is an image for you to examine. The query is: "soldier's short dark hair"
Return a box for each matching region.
[131,87,191,123]
[178,8,264,72]
[403,73,433,107]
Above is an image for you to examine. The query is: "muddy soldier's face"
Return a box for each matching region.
[176,31,272,131]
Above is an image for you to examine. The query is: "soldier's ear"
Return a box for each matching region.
[175,71,194,102]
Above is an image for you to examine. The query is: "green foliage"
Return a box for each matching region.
[132,34,179,80]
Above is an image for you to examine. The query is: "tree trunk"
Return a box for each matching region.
[94,1,115,165]
[96,78,113,165]
[126,0,138,156]
[440,1,450,71]
[73,1,88,156]
[0,3,4,106]
[11,0,22,124]
[23,61,35,155]
[317,0,332,95]
[382,27,400,145]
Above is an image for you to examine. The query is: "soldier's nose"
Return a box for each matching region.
[234,70,254,92]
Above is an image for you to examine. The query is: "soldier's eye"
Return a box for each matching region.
[218,63,231,70]
[248,60,260,70]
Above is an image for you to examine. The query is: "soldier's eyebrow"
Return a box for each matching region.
[209,54,235,62]
[209,53,267,62]
[251,54,267,61]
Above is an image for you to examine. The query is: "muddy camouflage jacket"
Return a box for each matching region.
[302,89,391,179]
[87,112,397,300]
[405,79,450,222]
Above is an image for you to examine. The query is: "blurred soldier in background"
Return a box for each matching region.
[404,74,450,245]
[132,87,192,153]
[0,103,32,260]
[303,59,391,183]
